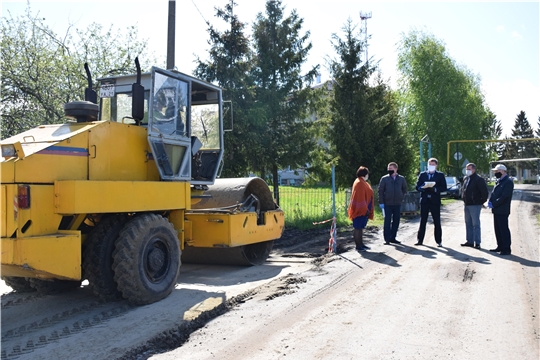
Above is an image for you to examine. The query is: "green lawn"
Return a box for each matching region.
[274,185,458,230]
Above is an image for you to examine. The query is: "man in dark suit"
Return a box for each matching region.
[488,164,514,255]
[461,162,489,249]
[415,158,447,247]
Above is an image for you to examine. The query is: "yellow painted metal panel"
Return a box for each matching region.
[1,230,81,280]
[168,209,185,250]
[89,121,153,181]
[14,134,89,183]
[185,210,285,248]
[1,185,17,238]
[54,180,190,214]
[1,160,15,183]
[17,185,63,237]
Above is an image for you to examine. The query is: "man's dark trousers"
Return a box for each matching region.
[493,213,511,252]
[384,205,401,242]
[418,202,442,244]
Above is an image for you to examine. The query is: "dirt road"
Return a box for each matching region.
[1,185,539,359]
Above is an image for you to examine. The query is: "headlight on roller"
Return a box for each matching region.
[1,144,17,158]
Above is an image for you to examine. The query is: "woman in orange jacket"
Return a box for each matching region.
[348,166,375,251]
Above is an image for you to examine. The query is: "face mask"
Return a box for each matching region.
[466,170,473,176]
[364,175,369,181]
[494,172,502,179]
[428,165,436,173]
[387,169,395,175]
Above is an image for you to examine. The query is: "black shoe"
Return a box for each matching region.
[499,251,511,255]
[437,242,442,247]
[461,242,474,247]
[474,244,481,249]
[489,248,501,252]
[384,241,391,245]
[414,241,423,246]
[389,239,401,244]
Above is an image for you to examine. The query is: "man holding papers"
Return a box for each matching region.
[415,158,447,247]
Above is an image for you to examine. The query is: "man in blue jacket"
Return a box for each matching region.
[379,162,408,245]
[415,158,447,247]
[488,164,514,255]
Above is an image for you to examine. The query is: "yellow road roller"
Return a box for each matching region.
[0,60,284,305]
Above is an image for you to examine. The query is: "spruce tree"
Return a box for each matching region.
[194,0,254,177]
[325,19,413,187]
[251,0,318,203]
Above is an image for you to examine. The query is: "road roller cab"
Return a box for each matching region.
[1,59,284,305]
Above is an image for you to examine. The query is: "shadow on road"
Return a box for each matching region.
[335,253,363,269]
[429,246,492,265]
[359,251,401,267]
[488,252,540,267]
[393,244,437,259]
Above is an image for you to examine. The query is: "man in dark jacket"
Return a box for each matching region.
[378,162,408,245]
[415,158,447,247]
[488,164,514,255]
[461,163,489,249]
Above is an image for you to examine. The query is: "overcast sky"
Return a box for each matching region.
[3,0,539,136]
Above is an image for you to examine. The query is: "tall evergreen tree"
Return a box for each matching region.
[325,19,414,188]
[510,111,535,158]
[251,0,318,203]
[194,0,255,177]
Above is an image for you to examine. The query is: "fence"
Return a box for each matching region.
[271,185,420,230]
[269,186,350,230]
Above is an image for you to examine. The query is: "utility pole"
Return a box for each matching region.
[167,0,176,70]
[359,11,372,63]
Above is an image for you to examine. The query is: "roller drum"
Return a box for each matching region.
[184,177,279,266]
[191,177,277,211]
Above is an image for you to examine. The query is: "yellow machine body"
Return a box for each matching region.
[0,66,284,291]
[1,122,284,281]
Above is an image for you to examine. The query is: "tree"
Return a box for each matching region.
[1,5,154,139]
[397,30,494,175]
[251,0,318,203]
[324,19,414,188]
[504,111,536,177]
[194,0,255,177]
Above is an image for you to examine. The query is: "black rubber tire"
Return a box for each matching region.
[83,215,128,301]
[112,214,181,305]
[1,276,35,293]
[29,278,81,295]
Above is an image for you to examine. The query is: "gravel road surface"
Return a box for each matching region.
[1,185,538,360]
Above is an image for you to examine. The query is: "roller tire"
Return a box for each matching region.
[112,214,181,305]
[2,276,35,293]
[83,215,128,301]
[29,278,81,295]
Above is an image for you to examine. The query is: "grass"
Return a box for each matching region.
[273,185,384,230]
[273,186,459,231]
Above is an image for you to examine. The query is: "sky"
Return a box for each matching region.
[2,0,539,137]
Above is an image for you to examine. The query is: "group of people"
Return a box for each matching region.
[348,159,514,254]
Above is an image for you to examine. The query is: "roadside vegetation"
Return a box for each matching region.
[2,0,538,206]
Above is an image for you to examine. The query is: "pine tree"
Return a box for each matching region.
[506,111,536,177]
[251,0,318,203]
[194,0,254,177]
[325,19,414,187]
